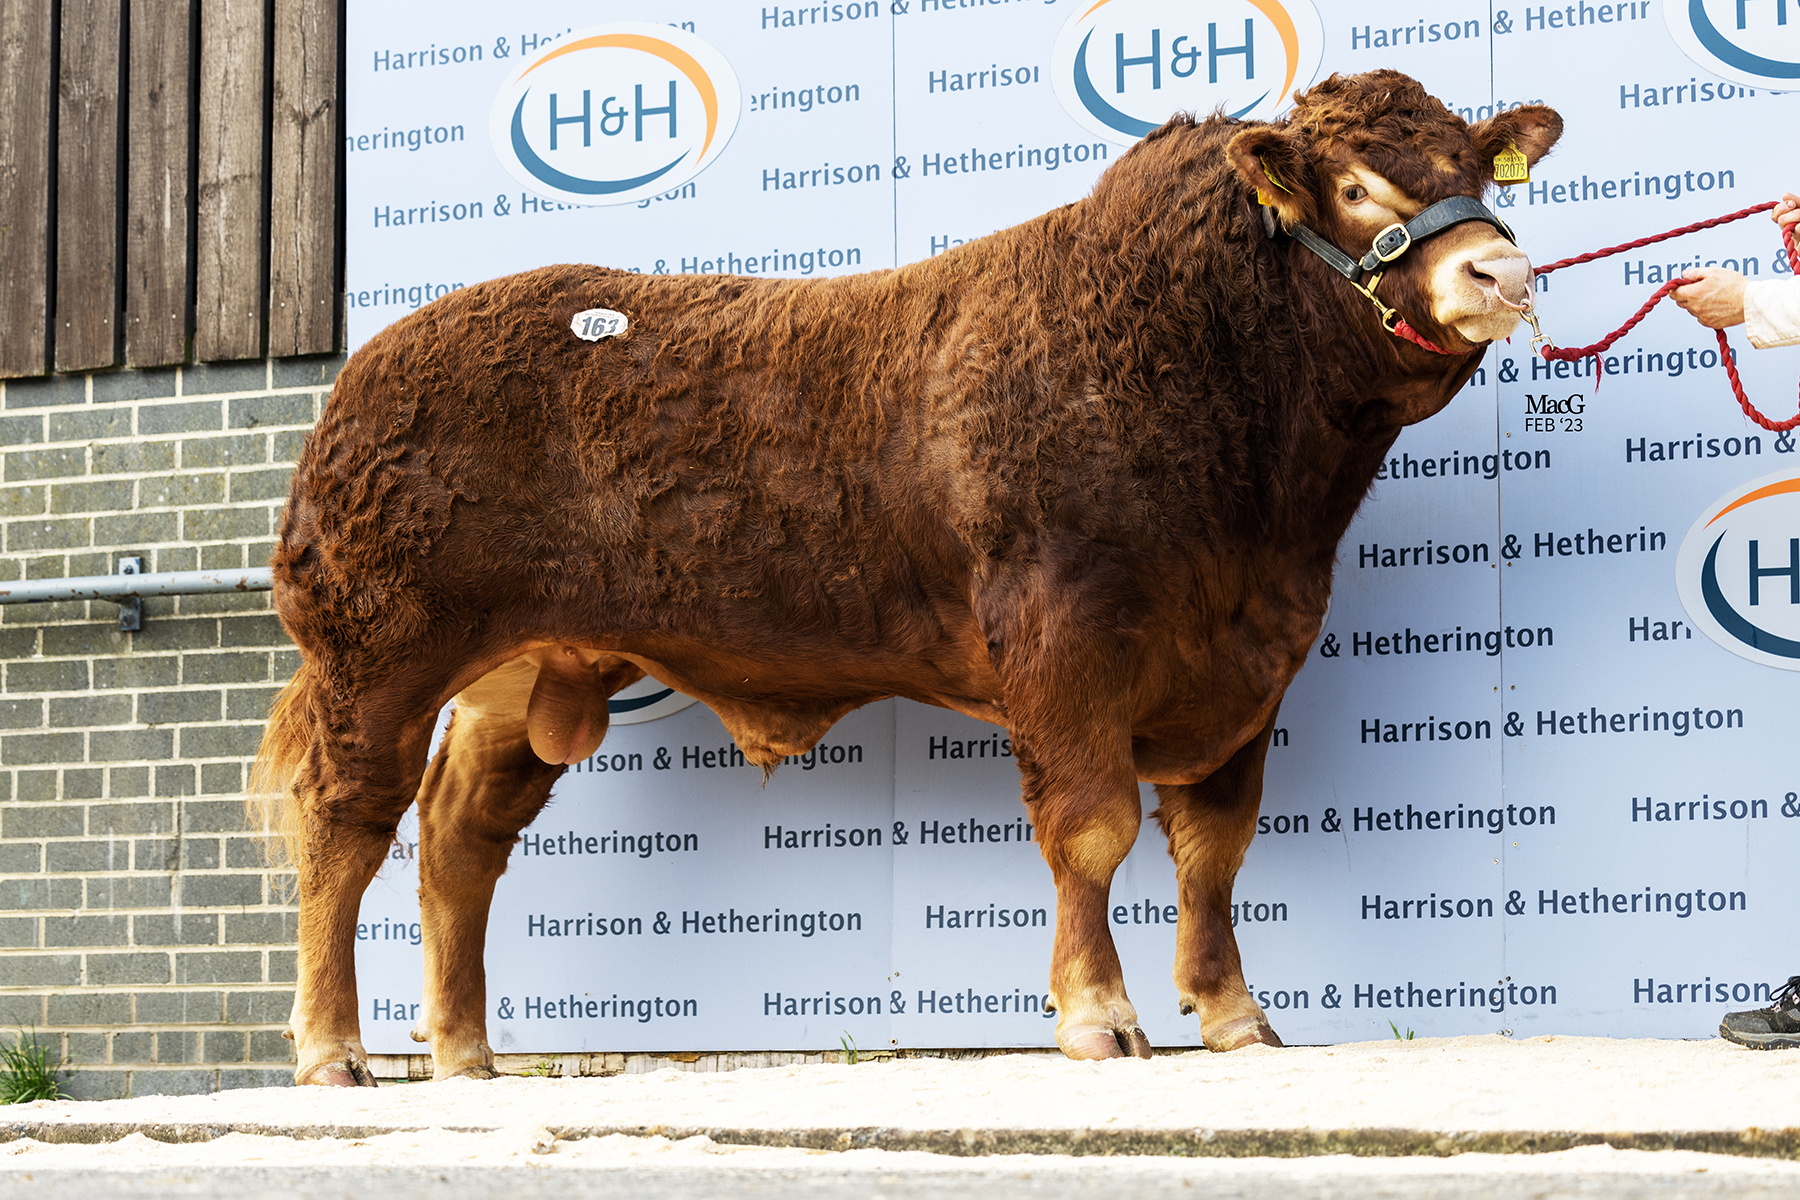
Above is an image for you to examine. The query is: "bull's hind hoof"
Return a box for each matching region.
[441,1064,501,1081]
[1060,1025,1155,1060]
[297,1058,379,1087]
[1205,1016,1283,1051]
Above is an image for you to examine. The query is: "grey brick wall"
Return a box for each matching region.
[0,357,340,1099]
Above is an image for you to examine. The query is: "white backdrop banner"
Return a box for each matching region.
[346,0,1800,1052]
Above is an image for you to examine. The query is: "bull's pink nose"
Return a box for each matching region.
[1468,256,1533,307]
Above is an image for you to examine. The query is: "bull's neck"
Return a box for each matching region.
[1061,194,1428,561]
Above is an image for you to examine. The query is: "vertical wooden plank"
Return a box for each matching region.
[195,0,265,361]
[55,0,123,372]
[125,0,193,367]
[0,1,55,377]
[267,0,336,357]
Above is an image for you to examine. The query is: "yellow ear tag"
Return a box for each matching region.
[1493,144,1529,185]
[1258,156,1293,194]
[1256,189,1272,206]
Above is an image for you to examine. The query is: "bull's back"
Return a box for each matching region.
[280,262,988,671]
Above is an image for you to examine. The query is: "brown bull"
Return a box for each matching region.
[255,70,1561,1085]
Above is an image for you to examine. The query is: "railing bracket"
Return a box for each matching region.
[116,558,142,632]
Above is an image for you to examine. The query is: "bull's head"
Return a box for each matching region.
[1226,72,1561,362]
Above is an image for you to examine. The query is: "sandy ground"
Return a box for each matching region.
[7,1035,1800,1138]
[11,1036,1800,1194]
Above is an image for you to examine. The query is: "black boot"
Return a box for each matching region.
[1721,977,1800,1049]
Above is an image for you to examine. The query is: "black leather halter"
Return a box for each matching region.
[1289,195,1516,287]
[1272,195,1518,349]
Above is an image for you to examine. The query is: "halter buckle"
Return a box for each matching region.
[1373,222,1413,263]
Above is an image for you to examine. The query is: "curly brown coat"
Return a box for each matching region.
[254,70,1561,1084]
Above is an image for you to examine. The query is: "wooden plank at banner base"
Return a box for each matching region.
[56,0,124,373]
[126,0,194,368]
[0,3,55,377]
[268,0,339,357]
[196,0,266,362]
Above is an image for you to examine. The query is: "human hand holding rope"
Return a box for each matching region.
[1672,194,1800,328]
[1530,196,1800,431]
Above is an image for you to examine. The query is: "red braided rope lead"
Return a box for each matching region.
[1533,201,1800,432]
[1392,317,1454,355]
[1537,278,1685,369]
[1715,319,1799,432]
[1535,202,1778,274]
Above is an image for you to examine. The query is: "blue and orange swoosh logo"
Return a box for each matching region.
[510,33,720,195]
[1700,530,1800,658]
[520,34,722,158]
[1696,476,1800,660]
[1706,476,1800,527]
[1687,0,1800,78]
[1072,0,1301,133]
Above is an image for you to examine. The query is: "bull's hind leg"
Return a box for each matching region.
[289,678,443,1087]
[1020,731,1154,1061]
[412,651,641,1080]
[1153,721,1283,1051]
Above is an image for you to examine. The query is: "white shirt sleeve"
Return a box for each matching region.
[1744,278,1800,349]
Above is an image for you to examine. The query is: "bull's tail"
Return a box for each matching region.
[247,659,323,870]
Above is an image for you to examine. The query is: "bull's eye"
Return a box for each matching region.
[1342,184,1369,203]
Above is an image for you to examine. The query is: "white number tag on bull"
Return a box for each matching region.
[570,309,628,341]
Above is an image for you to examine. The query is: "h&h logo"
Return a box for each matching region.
[1050,0,1323,145]
[1676,470,1800,670]
[607,674,700,725]
[488,23,741,207]
[1666,0,1800,89]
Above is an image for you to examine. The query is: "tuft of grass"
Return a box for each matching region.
[0,1028,72,1103]
[520,1056,562,1078]
[840,1033,859,1065]
[1388,1021,1415,1042]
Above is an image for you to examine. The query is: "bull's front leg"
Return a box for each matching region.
[1020,731,1154,1060]
[1152,720,1283,1051]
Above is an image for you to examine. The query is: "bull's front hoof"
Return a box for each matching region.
[1058,1025,1155,1060]
[1205,1015,1284,1051]
[296,1058,379,1087]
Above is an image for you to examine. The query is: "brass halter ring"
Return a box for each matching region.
[1519,306,1553,355]
[1349,271,1402,333]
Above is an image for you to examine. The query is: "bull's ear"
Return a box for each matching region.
[1470,105,1563,172]
[1226,126,1314,227]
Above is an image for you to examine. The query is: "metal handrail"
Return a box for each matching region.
[0,567,273,604]
[0,561,274,630]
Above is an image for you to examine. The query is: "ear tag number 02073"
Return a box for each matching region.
[1492,144,1529,185]
[571,308,628,341]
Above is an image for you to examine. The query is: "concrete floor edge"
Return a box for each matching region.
[5,1122,1800,1159]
